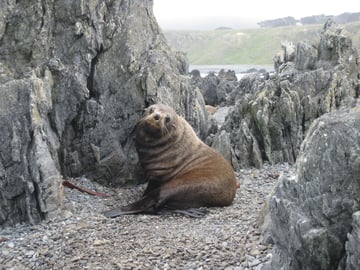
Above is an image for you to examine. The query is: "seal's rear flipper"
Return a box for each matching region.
[158,208,209,218]
[102,208,144,218]
[172,208,209,218]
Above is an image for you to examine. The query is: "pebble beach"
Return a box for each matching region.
[0,163,295,270]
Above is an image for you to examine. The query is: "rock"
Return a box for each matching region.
[281,41,296,62]
[211,130,240,171]
[345,211,360,270]
[197,72,219,106]
[0,74,63,227]
[0,0,210,227]
[191,69,238,106]
[190,69,201,78]
[223,20,359,169]
[205,105,218,115]
[269,107,360,270]
[213,106,232,126]
[218,69,237,81]
[294,41,318,71]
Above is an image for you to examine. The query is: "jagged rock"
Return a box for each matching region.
[294,41,318,71]
[269,107,360,270]
[223,20,359,169]
[281,41,296,62]
[0,74,63,227]
[191,69,238,106]
[195,72,219,106]
[0,0,210,227]
[218,69,237,81]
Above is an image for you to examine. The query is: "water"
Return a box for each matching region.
[189,64,274,79]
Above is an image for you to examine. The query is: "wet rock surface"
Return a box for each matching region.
[0,163,294,270]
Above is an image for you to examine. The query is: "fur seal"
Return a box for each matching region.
[103,104,238,218]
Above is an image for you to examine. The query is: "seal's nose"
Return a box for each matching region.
[154,113,161,120]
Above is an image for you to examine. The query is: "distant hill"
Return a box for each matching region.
[258,12,360,28]
[163,21,360,65]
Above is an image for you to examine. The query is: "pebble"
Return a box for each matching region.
[0,163,295,269]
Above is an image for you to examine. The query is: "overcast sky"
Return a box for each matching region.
[154,0,360,30]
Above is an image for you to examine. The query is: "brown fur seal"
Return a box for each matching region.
[103,104,238,218]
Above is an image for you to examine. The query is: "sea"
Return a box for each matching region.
[189,64,274,80]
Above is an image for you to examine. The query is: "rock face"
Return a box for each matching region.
[269,107,360,270]
[0,0,209,227]
[223,20,359,168]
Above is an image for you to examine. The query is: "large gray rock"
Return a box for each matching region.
[0,0,210,227]
[269,107,360,270]
[0,75,63,227]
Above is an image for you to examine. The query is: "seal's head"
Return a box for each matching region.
[136,104,177,142]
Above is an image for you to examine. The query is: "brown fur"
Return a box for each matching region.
[103,104,237,217]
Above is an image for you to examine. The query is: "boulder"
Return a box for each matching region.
[269,107,360,270]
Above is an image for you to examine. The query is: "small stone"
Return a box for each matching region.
[25,250,35,257]
[249,258,261,267]
[2,248,10,256]
[93,239,111,246]
[249,247,260,256]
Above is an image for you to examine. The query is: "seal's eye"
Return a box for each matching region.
[149,107,154,114]
[165,115,171,123]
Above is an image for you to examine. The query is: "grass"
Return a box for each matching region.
[163,22,360,65]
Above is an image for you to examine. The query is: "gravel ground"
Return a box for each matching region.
[0,163,295,270]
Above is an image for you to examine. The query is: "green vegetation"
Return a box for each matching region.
[164,22,360,65]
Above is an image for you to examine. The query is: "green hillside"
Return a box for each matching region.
[163,22,360,65]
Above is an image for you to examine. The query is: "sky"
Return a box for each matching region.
[153,0,360,30]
